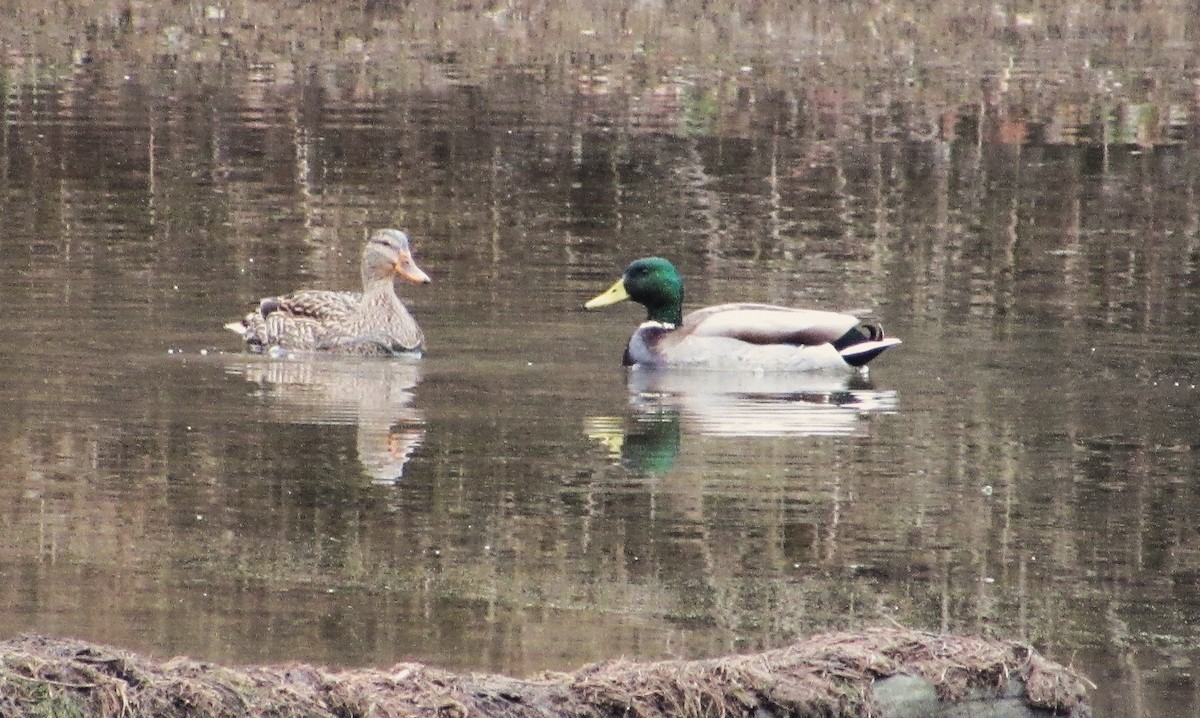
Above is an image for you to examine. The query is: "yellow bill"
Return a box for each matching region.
[585,278,630,308]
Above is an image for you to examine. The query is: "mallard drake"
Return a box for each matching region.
[225,229,431,356]
[584,257,900,371]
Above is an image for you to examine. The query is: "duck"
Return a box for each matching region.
[584,257,900,372]
[225,229,431,356]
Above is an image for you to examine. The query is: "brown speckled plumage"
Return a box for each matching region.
[226,229,431,356]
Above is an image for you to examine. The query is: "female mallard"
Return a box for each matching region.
[225,229,431,356]
[584,257,900,371]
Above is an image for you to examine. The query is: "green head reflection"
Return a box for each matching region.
[585,410,681,476]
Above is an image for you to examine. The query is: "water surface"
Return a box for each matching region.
[3,6,1200,716]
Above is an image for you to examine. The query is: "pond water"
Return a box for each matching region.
[3,5,1200,716]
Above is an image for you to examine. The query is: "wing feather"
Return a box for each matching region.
[682,303,861,347]
[272,290,361,322]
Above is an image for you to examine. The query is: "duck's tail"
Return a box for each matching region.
[840,337,902,367]
[835,322,902,368]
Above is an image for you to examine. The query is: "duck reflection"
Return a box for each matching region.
[627,369,897,437]
[586,410,683,474]
[225,355,424,484]
[587,370,897,473]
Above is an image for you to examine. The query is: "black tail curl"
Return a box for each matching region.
[831,321,886,351]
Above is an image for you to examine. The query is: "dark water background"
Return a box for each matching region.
[4,3,1200,715]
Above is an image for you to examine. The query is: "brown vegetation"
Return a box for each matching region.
[0,628,1089,718]
[3,0,1197,147]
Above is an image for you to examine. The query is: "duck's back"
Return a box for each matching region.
[273,290,362,321]
[228,289,361,351]
[683,303,862,346]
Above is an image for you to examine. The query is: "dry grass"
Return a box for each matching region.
[0,628,1090,718]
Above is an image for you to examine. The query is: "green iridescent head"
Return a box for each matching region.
[585,257,684,325]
